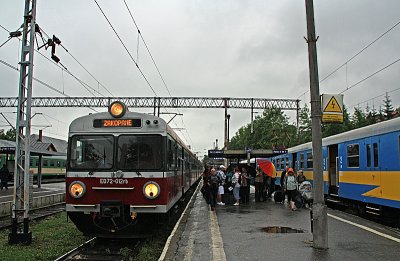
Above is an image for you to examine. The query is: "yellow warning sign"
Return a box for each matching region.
[323,96,342,113]
[321,94,344,124]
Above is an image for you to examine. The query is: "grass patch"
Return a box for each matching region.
[0,212,88,261]
[135,238,164,261]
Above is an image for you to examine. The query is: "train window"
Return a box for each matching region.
[300,154,304,169]
[306,152,313,169]
[69,135,114,170]
[44,160,48,167]
[57,161,61,167]
[30,159,33,167]
[118,135,162,170]
[373,143,379,167]
[366,144,371,167]
[347,144,359,168]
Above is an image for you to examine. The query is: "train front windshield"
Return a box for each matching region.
[69,135,163,171]
[69,135,114,170]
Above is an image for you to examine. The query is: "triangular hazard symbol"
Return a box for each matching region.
[324,96,342,113]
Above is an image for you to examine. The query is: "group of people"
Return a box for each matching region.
[201,164,274,210]
[279,166,307,211]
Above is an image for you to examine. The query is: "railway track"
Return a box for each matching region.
[54,237,143,261]
[0,203,65,231]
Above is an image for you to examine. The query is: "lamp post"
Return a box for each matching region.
[227,114,231,146]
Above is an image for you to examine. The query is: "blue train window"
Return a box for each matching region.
[307,152,313,169]
[373,143,379,167]
[366,144,371,167]
[347,144,359,168]
[300,154,305,169]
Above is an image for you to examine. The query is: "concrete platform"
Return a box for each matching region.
[0,183,65,217]
[160,184,400,261]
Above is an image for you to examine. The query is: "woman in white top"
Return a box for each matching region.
[231,166,241,206]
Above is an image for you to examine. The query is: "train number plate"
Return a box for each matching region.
[99,178,129,185]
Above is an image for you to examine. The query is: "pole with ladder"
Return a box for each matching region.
[9,0,37,245]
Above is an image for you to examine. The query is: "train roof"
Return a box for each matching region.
[288,117,400,153]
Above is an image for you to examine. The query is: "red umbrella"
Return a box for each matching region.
[256,158,276,177]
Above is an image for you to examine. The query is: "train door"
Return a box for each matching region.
[328,144,339,195]
[292,153,297,171]
[368,137,381,198]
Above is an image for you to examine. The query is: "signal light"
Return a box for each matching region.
[109,101,127,118]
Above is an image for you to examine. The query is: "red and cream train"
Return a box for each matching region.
[66,101,202,237]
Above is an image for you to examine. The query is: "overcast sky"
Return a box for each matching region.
[1,0,399,156]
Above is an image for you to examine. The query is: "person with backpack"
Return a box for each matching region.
[285,168,298,211]
[231,166,241,206]
[207,168,221,211]
[201,165,211,204]
[277,165,289,204]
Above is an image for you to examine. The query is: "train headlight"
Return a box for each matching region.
[109,101,127,118]
[69,181,86,199]
[143,181,160,199]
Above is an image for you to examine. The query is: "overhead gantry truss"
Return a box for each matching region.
[0,96,300,110]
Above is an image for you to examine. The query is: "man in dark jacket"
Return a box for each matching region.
[0,164,10,190]
[278,166,289,203]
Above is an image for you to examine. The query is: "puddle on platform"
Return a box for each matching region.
[261,226,305,233]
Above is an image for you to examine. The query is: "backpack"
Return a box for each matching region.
[285,175,297,190]
[209,175,220,188]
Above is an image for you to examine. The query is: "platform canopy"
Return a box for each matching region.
[208,149,287,160]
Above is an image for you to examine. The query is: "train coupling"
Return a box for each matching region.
[100,200,123,218]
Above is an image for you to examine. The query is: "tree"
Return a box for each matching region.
[383,92,394,120]
[296,104,312,144]
[229,107,297,150]
[366,105,378,125]
[351,107,368,128]
[0,128,16,141]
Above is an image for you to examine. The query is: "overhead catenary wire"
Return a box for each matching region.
[38,27,115,98]
[0,23,106,99]
[123,0,195,148]
[297,18,400,100]
[339,57,400,94]
[348,86,400,109]
[93,0,158,97]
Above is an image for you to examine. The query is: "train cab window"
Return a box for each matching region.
[306,152,313,169]
[300,154,305,169]
[118,135,162,170]
[69,135,114,170]
[366,144,371,167]
[373,143,379,167]
[347,144,359,168]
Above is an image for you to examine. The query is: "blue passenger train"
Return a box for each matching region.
[270,117,400,224]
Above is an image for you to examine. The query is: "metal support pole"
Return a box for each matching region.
[9,0,36,245]
[251,98,254,133]
[296,99,300,134]
[223,98,228,149]
[305,0,328,249]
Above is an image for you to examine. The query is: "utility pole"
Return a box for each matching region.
[9,0,37,245]
[304,0,328,249]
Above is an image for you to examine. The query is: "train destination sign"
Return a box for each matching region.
[321,94,344,123]
[93,119,142,128]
